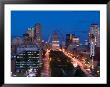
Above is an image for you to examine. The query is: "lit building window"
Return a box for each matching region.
[29,57,31,58]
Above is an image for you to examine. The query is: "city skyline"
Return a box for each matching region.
[11,11,100,43]
[11,11,100,77]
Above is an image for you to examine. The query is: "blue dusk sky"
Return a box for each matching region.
[11,11,100,43]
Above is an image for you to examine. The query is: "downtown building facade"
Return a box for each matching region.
[52,32,60,50]
[65,34,80,52]
[89,24,100,61]
[15,45,41,77]
[11,23,42,77]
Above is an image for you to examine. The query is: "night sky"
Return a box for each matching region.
[11,11,100,43]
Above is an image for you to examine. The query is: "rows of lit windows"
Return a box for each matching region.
[16,60,39,63]
[27,51,39,53]
[28,54,33,55]
[17,56,23,58]
[27,53,39,55]
[16,63,26,66]
[15,51,41,71]
[16,64,39,66]
[12,56,16,58]
[28,56,39,58]
[16,55,40,59]
[19,54,25,55]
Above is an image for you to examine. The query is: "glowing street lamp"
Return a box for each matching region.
[73,62,78,68]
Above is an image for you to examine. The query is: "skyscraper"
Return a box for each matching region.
[89,24,100,69]
[34,23,42,47]
[65,34,74,48]
[26,27,34,43]
[15,45,41,77]
[52,32,60,50]
[89,24,100,47]
[72,36,80,45]
[34,23,42,68]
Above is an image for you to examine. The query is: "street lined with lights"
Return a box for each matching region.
[41,49,50,76]
[58,48,93,77]
[41,48,93,77]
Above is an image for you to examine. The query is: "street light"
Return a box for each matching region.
[72,62,78,68]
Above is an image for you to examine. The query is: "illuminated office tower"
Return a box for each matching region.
[72,36,80,45]
[89,24,100,58]
[34,23,42,47]
[65,34,73,48]
[89,34,95,69]
[89,34,95,57]
[89,24,100,47]
[89,24,100,69]
[26,27,35,43]
[34,23,42,68]
[52,32,60,50]
[16,45,42,77]
[23,33,31,45]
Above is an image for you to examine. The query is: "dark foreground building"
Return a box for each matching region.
[15,50,42,77]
